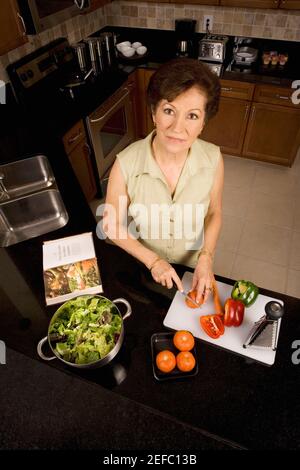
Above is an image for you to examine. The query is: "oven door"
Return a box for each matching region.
[86,85,134,183]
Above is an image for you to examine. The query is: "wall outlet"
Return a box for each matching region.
[203,15,214,33]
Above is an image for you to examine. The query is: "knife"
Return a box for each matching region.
[180,290,201,308]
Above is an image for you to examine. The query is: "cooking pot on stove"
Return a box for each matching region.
[59,69,94,98]
[37,295,132,369]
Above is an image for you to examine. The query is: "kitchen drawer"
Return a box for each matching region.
[63,120,85,155]
[254,84,300,108]
[220,80,255,101]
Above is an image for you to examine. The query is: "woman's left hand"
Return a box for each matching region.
[191,256,214,304]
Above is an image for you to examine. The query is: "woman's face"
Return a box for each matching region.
[152,86,207,155]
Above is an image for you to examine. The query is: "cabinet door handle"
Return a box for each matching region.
[17,12,27,36]
[68,130,82,145]
[83,143,96,189]
[275,94,289,100]
[83,142,91,156]
[221,87,233,92]
[250,106,256,121]
[244,104,250,121]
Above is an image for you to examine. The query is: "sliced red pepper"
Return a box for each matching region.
[200,314,225,339]
[224,298,245,327]
[212,278,224,315]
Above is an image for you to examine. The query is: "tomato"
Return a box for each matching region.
[156,350,176,373]
[176,351,196,372]
[200,314,225,339]
[173,330,195,352]
[185,289,204,309]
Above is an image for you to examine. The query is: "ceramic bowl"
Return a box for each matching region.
[136,46,147,56]
[132,42,142,49]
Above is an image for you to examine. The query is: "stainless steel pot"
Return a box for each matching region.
[37,295,132,369]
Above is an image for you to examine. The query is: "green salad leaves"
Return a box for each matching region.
[49,296,122,365]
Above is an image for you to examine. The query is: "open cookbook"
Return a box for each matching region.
[43,232,103,306]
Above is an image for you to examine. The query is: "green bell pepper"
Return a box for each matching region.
[231,280,259,307]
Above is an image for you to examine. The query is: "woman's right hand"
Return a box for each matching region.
[150,259,183,292]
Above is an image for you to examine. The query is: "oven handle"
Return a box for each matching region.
[89,88,130,123]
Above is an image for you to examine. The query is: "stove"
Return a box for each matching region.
[6,37,134,197]
[6,38,127,123]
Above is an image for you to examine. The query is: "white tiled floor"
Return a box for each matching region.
[90,150,300,299]
[215,151,300,299]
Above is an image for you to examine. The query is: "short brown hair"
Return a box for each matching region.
[147,58,220,123]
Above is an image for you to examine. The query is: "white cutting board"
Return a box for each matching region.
[163,272,284,366]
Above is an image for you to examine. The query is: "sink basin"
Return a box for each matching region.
[0,155,55,199]
[0,189,69,247]
[0,155,69,247]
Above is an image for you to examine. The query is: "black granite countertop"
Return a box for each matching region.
[100,26,300,87]
[6,27,299,140]
[1,115,300,451]
[1,30,300,452]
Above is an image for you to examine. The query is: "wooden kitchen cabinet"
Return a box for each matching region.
[126,71,139,140]
[254,84,299,109]
[201,79,254,155]
[136,68,156,138]
[220,0,279,7]
[201,97,251,155]
[279,0,300,8]
[0,0,27,56]
[243,103,300,166]
[137,68,300,167]
[89,0,111,11]
[63,121,97,202]
[242,84,300,166]
[219,0,300,7]
[170,1,220,5]
[220,79,255,101]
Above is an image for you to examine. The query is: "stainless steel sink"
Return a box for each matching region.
[0,156,68,247]
[0,155,55,199]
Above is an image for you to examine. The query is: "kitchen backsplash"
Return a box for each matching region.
[1,1,300,84]
[107,1,300,41]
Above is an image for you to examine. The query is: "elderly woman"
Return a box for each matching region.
[104,58,224,304]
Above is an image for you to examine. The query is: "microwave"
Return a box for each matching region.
[17,0,90,34]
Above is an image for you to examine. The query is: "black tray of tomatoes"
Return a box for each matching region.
[151,331,198,381]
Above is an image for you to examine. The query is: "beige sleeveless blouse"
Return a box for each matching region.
[117,131,221,268]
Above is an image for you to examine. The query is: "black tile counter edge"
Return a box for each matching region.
[0,347,242,451]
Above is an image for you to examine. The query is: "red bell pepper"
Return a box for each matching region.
[200,314,225,339]
[212,278,224,315]
[224,298,245,327]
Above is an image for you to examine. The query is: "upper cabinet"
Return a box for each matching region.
[121,0,300,7]
[279,0,300,9]
[218,0,300,6]
[0,0,27,56]
[220,1,279,7]
[170,1,219,4]
[89,0,112,10]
